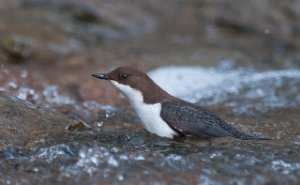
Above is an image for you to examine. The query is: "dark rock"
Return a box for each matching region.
[0,91,77,152]
[71,5,101,23]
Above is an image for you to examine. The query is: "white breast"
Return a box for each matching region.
[111,81,177,138]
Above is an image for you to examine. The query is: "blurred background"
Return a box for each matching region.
[1,0,300,107]
[0,1,300,185]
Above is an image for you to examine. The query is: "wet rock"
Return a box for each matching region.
[0,91,77,152]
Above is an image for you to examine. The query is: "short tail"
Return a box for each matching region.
[216,119,270,140]
[233,132,270,140]
[225,124,270,140]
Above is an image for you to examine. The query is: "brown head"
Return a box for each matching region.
[92,66,172,104]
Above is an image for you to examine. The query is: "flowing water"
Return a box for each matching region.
[1,0,300,184]
[149,65,300,116]
[1,65,300,185]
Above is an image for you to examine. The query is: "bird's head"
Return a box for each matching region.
[92,66,172,104]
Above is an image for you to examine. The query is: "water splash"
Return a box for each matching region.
[42,86,75,105]
[83,100,116,118]
[37,144,75,163]
[17,87,39,101]
[60,146,119,176]
[20,70,28,78]
[1,81,76,108]
[149,66,300,114]
[271,160,300,175]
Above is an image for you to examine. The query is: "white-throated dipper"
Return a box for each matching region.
[92,66,264,140]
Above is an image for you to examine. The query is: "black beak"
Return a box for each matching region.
[91,73,109,80]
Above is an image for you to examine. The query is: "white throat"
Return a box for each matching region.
[111,80,177,138]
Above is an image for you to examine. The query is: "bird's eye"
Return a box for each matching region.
[119,74,127,80]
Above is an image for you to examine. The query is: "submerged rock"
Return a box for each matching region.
[0,91,78,152]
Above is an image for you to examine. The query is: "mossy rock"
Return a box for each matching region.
[0,37,33,60]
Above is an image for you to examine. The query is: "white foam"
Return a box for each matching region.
[42,86,75,105]
[272,160,300,174]
[148,66,300,108]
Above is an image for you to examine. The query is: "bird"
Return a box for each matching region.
[92,66,265,140]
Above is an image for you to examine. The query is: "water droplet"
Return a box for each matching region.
[119,155,128,160]
[20,70,28,78]
[97,121,104,128]
[107,156,118,167]
[133,154,145,161]
[111,147,119,153]
[90,156,99,166]
[117,174,124,181]
[42,86,75,105]
[17,87,35,100]
[8,82,18,89]
[210,151,222,159]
